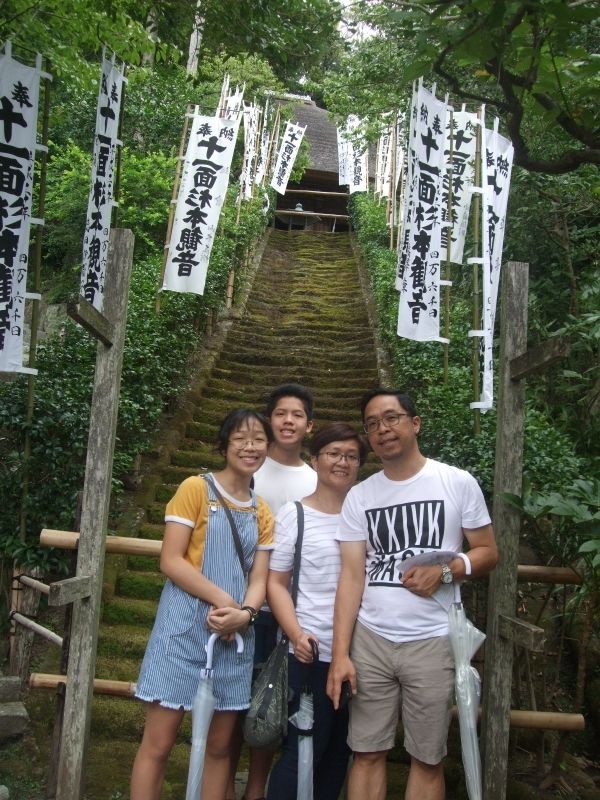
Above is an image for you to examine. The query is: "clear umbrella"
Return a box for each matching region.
[185,631,244,800]
[398,550,486,800]
[289,640,319,800]
[448,592,486,800]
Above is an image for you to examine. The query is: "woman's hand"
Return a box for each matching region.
[292,631,319,664]
[212,590,239,610]
[207,605,249,638]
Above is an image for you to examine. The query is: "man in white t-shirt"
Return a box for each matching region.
[234,383,317,800]
[326,388,498,800]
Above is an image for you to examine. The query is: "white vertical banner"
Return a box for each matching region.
[254,99,269,186]
[337,124,350,187]
[396,83,449,341]
[216,72,230,117]
[348,117,368,195]
[397,85,419,289]
[241,102,259,199]
[80,54,125,311]
[162,112,240,295]
[270,120,306,196]
[0,44,43,374]
[224,85,244,121]
[473,119,514,410]
[377,126,391,199]
[442,109,477,264]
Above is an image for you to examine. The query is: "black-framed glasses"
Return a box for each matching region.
[318,450,360,465]
[363,413,410,434]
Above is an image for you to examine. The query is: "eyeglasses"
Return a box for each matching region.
[229,436,269,449]
[363,413,410,434]
[318,450,360,465]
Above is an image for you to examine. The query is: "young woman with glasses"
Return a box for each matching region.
[131,409,275,800]
[266,422,367,800]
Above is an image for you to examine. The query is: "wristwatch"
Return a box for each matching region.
[440,563,453,584]
[242,605,258,625]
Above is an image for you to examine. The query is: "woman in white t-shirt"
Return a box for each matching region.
[266,422,367,800]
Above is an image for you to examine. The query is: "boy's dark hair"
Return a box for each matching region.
[265,383,314,420]
[216,408,273,456]
[360,388,418,421]
[309,422,368,466]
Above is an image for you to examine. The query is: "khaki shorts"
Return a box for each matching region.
[348,621,454,765]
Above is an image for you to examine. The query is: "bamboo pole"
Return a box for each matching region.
[11,613,63,647]
[26,672,587,732]
[19,64,51,542]
[470,107,483,435]
[226,268,235,309]
[111,62,126,228]
[30,673,137,697]
[38,529,585,587]
[17,574,50,595]
[156,104,192,313]
[389,118,397,250]
[443,107,454,384]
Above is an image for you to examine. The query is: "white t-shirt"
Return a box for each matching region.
[254,456,317,515]
[337,458,491,643]
[270,502,341,662]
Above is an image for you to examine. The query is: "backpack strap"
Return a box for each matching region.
[204,476,248,578]
[290,501,305,607]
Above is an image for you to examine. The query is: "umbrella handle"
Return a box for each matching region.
[204,631,245,670]
[205,632,220,670]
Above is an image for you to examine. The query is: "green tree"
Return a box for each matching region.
[326,0,600,173]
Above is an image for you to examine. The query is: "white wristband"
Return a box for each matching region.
[456,552,472,576]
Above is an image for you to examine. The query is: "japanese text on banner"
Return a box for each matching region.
[397,84,448,342]
[270,121,305,196]
[80,56,125,312]
[162,113,240,296]
[0,47,41,373]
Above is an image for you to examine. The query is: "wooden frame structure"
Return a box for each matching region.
[19,256,584,798]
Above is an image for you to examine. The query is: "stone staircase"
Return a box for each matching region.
[87,230,382,798]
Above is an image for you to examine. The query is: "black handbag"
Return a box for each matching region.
[243,502,305,749]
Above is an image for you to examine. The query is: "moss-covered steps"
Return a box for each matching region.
[86,230,381,797]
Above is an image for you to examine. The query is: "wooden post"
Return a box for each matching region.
[481,261,529,799]
[55,229,134,800]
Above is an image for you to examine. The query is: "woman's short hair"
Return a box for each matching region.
[309,421,367,466]
[216,408,273,456]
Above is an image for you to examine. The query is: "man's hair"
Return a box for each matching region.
[216,408,273,456]
[309,422,368,466]
[359,388,418,421]
[265,383,314,420]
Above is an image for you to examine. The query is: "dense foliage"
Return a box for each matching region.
[349,191,589,500]
[0,52,278,606]
[325,0,600,174]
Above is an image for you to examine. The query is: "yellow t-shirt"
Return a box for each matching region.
[164,475,274,569]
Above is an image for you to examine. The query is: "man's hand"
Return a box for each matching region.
[401,564,445,597]
[326,655,357,710]
[292,631,319,664]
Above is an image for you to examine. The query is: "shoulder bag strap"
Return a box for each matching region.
[290,501,305,607]
[204,476,248,577]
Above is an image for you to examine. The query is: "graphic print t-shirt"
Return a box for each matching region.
[337,459,491,643]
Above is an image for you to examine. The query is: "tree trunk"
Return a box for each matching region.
[141,6,158,67]
[187,0,204,78]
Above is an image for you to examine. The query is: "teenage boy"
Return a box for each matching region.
[254,382,317,513]
[231,383,317,800]
[327,388,498,800]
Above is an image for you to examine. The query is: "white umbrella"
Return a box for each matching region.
[289,640,319,800]
[186,631,244,800]
[448,596,486,800]
[397,550,486,799]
